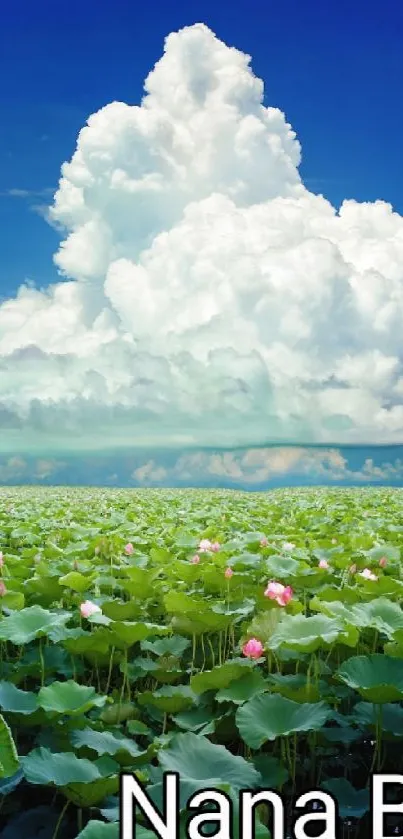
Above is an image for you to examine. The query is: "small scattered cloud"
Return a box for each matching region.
[0,456,28,482]
[349,457,403,482]
[105,472,119,484]
[6,188,32,198]
[132,460,168,484]
[33,458,65,480]
[0,187,54,199]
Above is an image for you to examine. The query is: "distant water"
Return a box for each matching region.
[1,444,403,488]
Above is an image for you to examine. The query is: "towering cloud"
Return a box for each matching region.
[1,22,403,453]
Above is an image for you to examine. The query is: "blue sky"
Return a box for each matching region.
[0,0,403,486]
[1,0,402,296]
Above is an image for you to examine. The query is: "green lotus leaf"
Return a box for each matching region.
[244,610,283,643]
[321,778,369,819]
[0,606,71,644]
[212,599,255,619]
[354,598,403,637]
[365,545,400,563]
[173,534,199,549]
[361,577,403,596]
[21,747,117,786]
[267,613,356,653]
[215,670,269,704]
[165,591,235,631]
[236,694,331,748]
[101,599,142,621]
[126,720,150,736]
[0,767,23,796]
[24,577,64,605]
[99,797,120,822]
[87,612,112,626]
[64,775,120,807]
[94,575,120,591]
[100,702,138,725]
[38,680,106,715]
[0,681,38,715]
[228,552,262,569]
[172,707,214,732]
[123,656,160,677]
[146,777,232,819]
[194,610,236,631]
[120,568,155,598]
[190,659,255,694]
[310,587,360,606]
[164,591,208,615]
[309,599,361,621]
[383,641,403,658]
[354,701,403,736]
[138,685,196,714]
[70,728,146,761]
[0,714,19,779]
[170,615,214,637]
[252,754,289,789]
[59,571,95,592]
[337,654,403,702]
[322,725,362,745]
[242,531,268,545]
[110,621,170,647]
[63,628,112,656]
[0,591,25,610]
[76,822,119,839]
[311,597,403,639]
[390,623,403,645]
[264,555,302,576]
[268,673,326,703]
[158,731,260,790]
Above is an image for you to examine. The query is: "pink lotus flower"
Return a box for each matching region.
[198,539,212,552]
[359,568,378,582]
[282,542,295,551]
[191,554,200,564]
[260,537,268,547]
[318,559,329,570]
[0,552,3,568]
[80,600,102,618]
[379,556,387,568]
[210,541,220,552]
[349,564,357,575]
[0,580,6,597]
[224,567,233,579]
[264,581,293,606]
[331,538,337,545]
[124,543,134,555]
[242,638,264,659]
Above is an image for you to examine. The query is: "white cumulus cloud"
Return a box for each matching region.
[1,22,403,453]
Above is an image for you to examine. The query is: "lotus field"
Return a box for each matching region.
[1,486,403,837]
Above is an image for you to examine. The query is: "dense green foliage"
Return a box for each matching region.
[0,485,403,837]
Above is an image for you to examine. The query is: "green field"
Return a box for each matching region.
[1,485,403,838]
